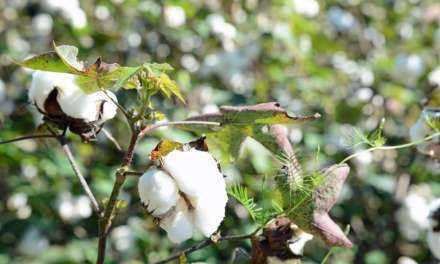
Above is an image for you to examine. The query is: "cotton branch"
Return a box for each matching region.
[153,232,257,264]
[59,138,102,213]
[0,133,102,213]
[139,120,221,138]
[339,131,440,164]
[0,134,57,145]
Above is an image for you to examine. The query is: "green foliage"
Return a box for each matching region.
[17,44,184,103]
[227,184,276,226]
[352,118,387,148]
[182,104,319,163]
[2,0,440,262]
[423,108,440,133]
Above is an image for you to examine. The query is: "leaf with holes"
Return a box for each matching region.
[180,102,321,163]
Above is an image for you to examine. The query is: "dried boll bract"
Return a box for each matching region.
[138,148,228,243]
[28,71,118,140]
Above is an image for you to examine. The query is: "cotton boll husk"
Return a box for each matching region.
[162,149,224,197]
[160,198,194,243]
[138,168,179,216]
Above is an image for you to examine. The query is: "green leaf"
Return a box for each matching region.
[16,51,75,73]
[181,102,320,163]
[423,108,440,133]
[142,63,185,103]
[75,66,142,93]
[227,184,261,222]
[146,62,174,73]
[115,66,142,90]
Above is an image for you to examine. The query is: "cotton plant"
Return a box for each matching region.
[2,43,440,263]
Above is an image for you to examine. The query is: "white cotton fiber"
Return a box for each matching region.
[29,71,78,111]
[138,168,179,216]
[287,231,314,256]
[160,198,194,244]
[141,148,228,243]
[427,230,440,259]
[162,149,225,197]
[29,71,118,123]
[191,189,228,237]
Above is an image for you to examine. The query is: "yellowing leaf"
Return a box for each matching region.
[150,140,184,161]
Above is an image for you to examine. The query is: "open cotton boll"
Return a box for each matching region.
[160,198,194,243]
[162,148,224,196]
[427,231,440,259]
[29,71,78,111]
[138,168,179,216]
[191,191,228,237]
[29,70,118,123]
[60,91,118,123]
[288,231,314,256]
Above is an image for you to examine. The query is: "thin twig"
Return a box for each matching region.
[139,121,221,138]
[59,139,102,213]
[101,127,122,151]
[153,232,258,264]
[0,134,57,145]
[339,132,440,164]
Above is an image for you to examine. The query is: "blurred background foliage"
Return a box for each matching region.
[0,0,439,263]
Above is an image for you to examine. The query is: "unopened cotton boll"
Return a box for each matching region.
[138,168,179,216]
[29,71,118,123]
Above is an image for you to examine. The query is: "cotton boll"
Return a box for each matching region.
[427,230,440,259]
[396,193,430,240]
[29,71,77,111]
[162,149,224,197]
[160,198,194,243]
[427,199,440,259]
[29,70,118,123]
[61,91,118,123]
[191,188,228,237]
[288,231,314,256]
[138,168,179,216]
